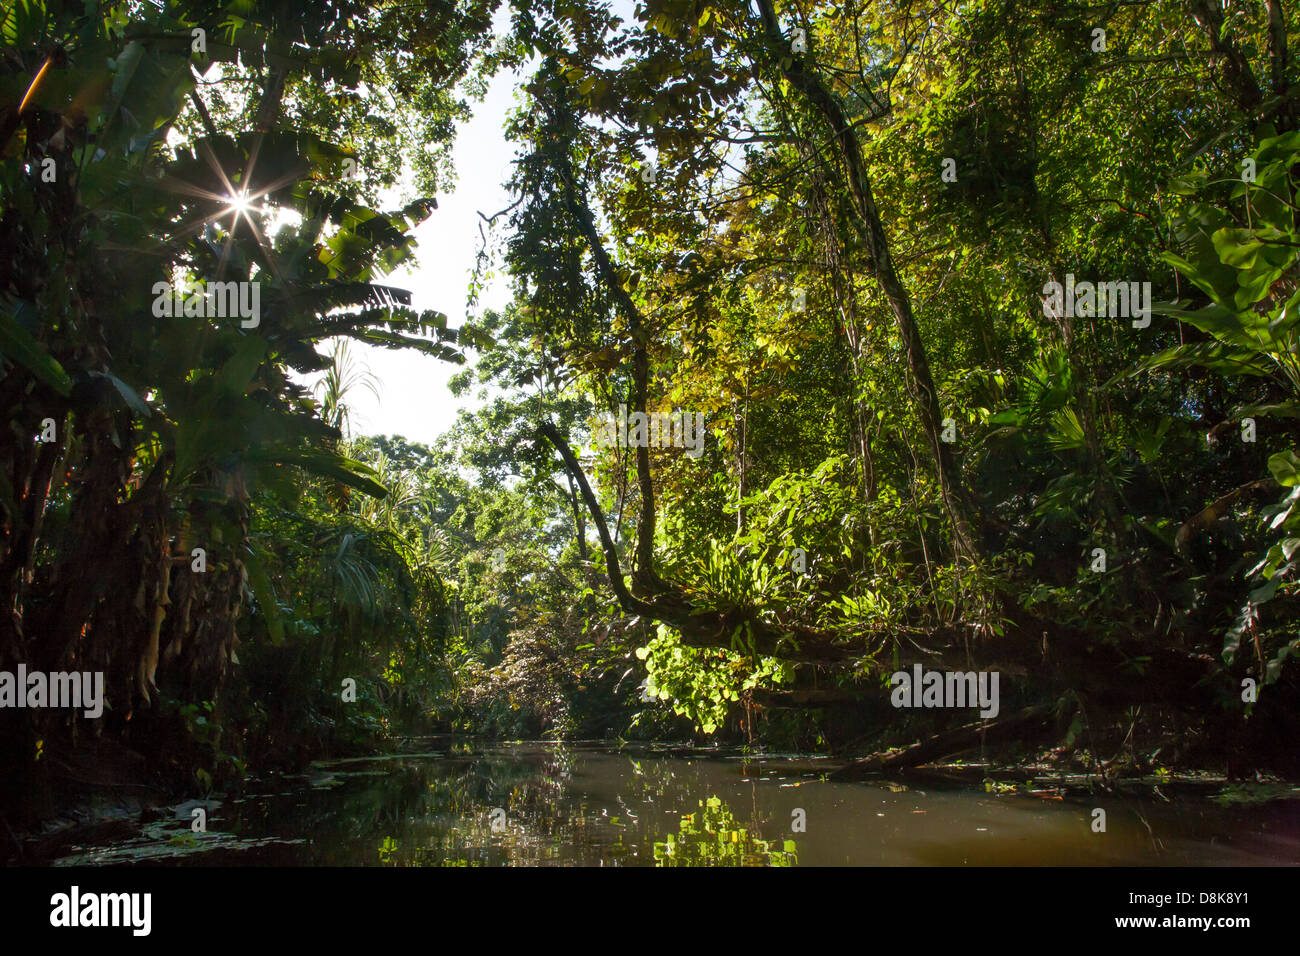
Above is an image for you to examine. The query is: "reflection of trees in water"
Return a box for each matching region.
[266,749,797,866]
[654,795,797,867]
[221,762,448,865]
[415,749,586,865]
[357,747,592,866]
[623,758,797,866]
[623,755,679,801]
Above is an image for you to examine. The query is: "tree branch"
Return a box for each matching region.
[751,0,979,561]
[538,421,658,618]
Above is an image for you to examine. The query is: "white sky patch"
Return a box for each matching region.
[309,40,522,444]
[308,0,647,447]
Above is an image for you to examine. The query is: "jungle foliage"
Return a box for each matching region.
[3,0,1300,829]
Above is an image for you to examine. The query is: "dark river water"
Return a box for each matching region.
[42,742,1300,866]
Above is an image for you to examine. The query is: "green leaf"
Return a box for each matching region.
[1132,341,1275,380]
[90,371,151,416]
[0,307,73,396]
[251,446,389,498]
[1249,579,1278,604]
[215,336,267,398]
[1268,451,1300,487]
[1212,227,1264,269]
[243,548,284,645]
[1265,638,1300,685]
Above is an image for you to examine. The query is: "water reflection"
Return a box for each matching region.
[45,742,1300,866]
[654,796,798,866]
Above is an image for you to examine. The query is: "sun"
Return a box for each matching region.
[157,135,297,282]
[226,190,253,216]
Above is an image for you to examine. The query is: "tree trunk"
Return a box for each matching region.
[549,124,667,596]
[754,0,978,561]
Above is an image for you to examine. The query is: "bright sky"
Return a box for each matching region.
[337,49,521,444]
[331,1,642,446]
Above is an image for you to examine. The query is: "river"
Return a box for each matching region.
[36,741,1300,866]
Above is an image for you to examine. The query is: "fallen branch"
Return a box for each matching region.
[830,704,1056,779]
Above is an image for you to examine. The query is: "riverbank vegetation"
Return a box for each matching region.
[3,0,1300,834]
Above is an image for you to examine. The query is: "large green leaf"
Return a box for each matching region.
[250,446,389,499]
[1131,341,1275,380]
[243,548,284,645]
[1268,451,1300,488]
[0,307,73,396]
[89,371,151,416]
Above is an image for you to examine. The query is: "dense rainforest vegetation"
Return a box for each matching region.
[3,0,1300,836]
